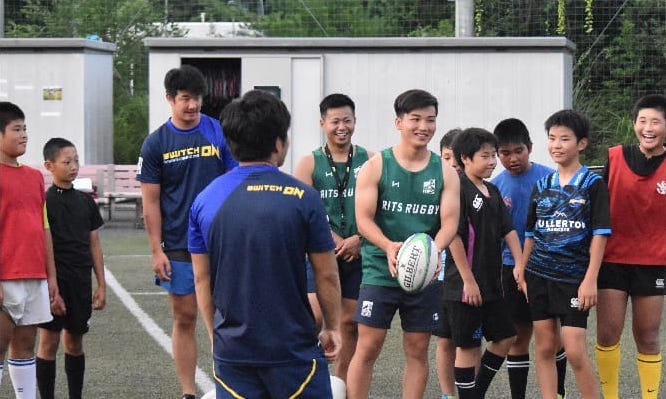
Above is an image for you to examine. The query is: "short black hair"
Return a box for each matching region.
[220,90,291,162]
[440,128,462,152]
[0,102,25,134]
[394,89,438,117]
[544,109,591,142]
[319,93,355,118]
[43,137,76,161]
[453,128,497,170]
[493,118,532,147]
[164,65,207,98]
[632,94,666,122]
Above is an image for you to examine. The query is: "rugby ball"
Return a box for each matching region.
[201,389,216,399]
[396,233,439,293]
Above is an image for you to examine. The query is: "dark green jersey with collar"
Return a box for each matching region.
[312,145,369,238]
[361,148,443,287]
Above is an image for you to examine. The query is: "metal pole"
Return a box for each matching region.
[455,0,474,37]
[0,0,5,38]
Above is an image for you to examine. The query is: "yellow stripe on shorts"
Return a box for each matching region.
[288,359,317,399]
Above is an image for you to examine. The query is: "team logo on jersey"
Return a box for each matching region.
[569,197,587,207]
[656,278,665,289]
[360,300,374,318]
[432,312,439,322]
[354,166,362,178]
[570,297,580,309]
[657,181,666,195]
[423,179,436,194]
[472,193,483,212]
[553,210,568,218]
[325,171,333,177]
[391,180,400,188]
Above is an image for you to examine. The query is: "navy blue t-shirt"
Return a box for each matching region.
[137,114,237,251]
[525,167,611,284]
[188,164,335,366]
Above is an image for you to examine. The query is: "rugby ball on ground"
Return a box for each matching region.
[330,375,346,399]
[396,233,439,293]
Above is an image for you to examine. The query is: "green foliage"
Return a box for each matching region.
[113,93,149,164]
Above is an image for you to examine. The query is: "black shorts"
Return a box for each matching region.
[445,299,516,348]
[526,272,588,329]
[598,263,666,296]
[306,258,362,300]
[432,281,451,338]
[502,266,532,324]
[40,266,92,335]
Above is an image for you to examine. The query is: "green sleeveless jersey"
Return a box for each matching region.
[312,145,369,238]
[362,148,443,287]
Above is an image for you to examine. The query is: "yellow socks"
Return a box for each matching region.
[596,343,621,399]
[637,352,662,399]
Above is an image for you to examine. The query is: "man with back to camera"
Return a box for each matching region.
[189,89,342,398]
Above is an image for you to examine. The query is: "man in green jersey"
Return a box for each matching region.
[294,93,373,382]
[346,89,460,399]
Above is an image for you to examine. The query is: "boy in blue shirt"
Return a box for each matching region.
[491,118,566,399]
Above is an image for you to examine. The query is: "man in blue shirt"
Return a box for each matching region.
[137,65,237,399]
[189,90,341,398]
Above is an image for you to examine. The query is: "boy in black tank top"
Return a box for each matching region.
[346,89,460,398]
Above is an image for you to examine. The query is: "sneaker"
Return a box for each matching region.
[556,395,565,399]
[181,395,195,399]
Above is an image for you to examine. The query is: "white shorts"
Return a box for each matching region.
[0,279,52,326]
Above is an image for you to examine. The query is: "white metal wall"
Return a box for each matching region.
[146,38,574,172]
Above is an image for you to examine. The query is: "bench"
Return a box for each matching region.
[97,164,143,228]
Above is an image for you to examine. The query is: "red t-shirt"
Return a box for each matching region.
[0,163,48,280]
[604,145,666,266]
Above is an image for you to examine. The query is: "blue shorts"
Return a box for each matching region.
[154,260,195,295]
[353,283,440,332]
[213,358,332,399]
[306,258,362,300]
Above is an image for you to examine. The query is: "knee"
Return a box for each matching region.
[635,333,661,354]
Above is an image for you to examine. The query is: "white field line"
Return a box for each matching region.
[104,267,215,393]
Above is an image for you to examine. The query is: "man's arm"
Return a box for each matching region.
[308,250,342,362]
[435,163,460,252]
[192,253,215,344]
[89,229,106,310]
[355,155,401,276]
[141,182,171,281]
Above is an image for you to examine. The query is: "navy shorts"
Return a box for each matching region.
[526,272,589,328]
[306,258,361,300]
[354,283,440,332]
[432,280,452,338]
[445,299,516,348]
[213,358,332,399]
[40,266,92,335]
[598,263,666,296]
[502,266,532,324]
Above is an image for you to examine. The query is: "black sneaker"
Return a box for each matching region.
[181,395,195,399]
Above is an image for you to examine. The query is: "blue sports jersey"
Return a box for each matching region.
[525,167,611,284]
[491,162,554,266]
[188,164,335,366]
[137,114,237,251]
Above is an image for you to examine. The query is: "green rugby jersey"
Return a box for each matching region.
[312,145,369,238]
[362,148,443,287]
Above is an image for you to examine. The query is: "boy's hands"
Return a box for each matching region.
[513,264,528,300]
[335,234,361,263]
[93,285,106,310]
[152,251,172,281]
[47,277,67,316]
[385,241,403,278]
[577,276,597,311]
[462,277,482,307]
[318,328,342,363]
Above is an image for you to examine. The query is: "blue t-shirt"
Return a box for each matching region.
[188,165,335,366]
[491,162,554,266]
[525,167,611,284]
[136,114,237,251]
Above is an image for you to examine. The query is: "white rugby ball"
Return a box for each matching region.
[201,389,216,399]
[330,375,346,399]
[396,233,439,293]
